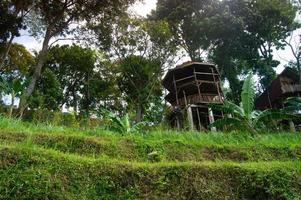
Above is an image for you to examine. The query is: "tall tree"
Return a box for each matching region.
[117,55,162,122]
[29,68,64,111]
[0,43,34,117]
[88,14,177,121]
[150,0,218,61]
[45,45,95,115]
[42,44,114,117]
[87,14,177,67]
[18,0,137,116]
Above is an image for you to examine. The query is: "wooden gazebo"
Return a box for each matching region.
[163,61,224,130]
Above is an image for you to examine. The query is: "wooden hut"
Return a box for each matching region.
[255,67,301,131]
[162,61,224,130]
[255,67,301,110]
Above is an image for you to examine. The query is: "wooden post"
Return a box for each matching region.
[195,106,202,131]
[176,116,181,130]
[211,68,222,103]
[183,90,188,107]
[164,88,167,106]
[173,74,179,106]
[194,67,202,101]
[208,107,216,132]
[187,106,194,130]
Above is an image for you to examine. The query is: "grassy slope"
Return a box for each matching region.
[0,116,301,199]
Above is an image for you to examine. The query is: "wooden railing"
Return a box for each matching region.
[177,93,223,106]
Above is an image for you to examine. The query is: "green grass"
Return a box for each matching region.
[0,116,301,199]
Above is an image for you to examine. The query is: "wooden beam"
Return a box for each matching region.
[194,67,202,102]
[173,74,179,106]
[194,72,219,76]
[177,82,199,90]
[183,90,188,107]
[211,68,222,103]
[196,80,219,85]
[175,75,195,83]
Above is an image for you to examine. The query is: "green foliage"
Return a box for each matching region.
[0,43,35,117]
[28,109,79,127]
[117,55,162,122]
[31,44,117,116]
[241,74,255,120]
[29,68,64,111]
[0,0,29,44]
[1,43,35,72]
[285,97,301,113]
[100,109,148,135]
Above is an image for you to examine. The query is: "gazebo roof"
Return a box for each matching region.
[162,61,219,91]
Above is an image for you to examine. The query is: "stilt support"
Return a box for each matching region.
[208,107,216,132]
[187,106,194,130]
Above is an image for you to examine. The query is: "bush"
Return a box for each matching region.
[24,109,79,127]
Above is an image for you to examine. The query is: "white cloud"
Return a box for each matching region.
[129,0,157,17]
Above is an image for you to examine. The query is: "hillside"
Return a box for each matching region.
[0,117,301,199]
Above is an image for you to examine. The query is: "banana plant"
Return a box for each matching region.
[210,73,295,134]
[100,109,148,135]
[285,97,301,114]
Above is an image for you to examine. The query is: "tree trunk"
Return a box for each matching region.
[18,30,52,117]
[297,59,301,85]
[73,88,78,114]
[289,120,296,132]
[0,35,14,69]
[8,91,15,118]
[136,104,143,123]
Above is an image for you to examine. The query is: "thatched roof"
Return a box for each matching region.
[255,67,300,110]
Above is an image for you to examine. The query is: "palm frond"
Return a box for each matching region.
[210,101,244,118]
[121,114,131,133]
[131,121,149,133]
[253,109,295,127]
[286,97,301,104]
[209,118,244,130]
[226,101,244,117]
[285,97,301,112]
[251,110,261,119]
